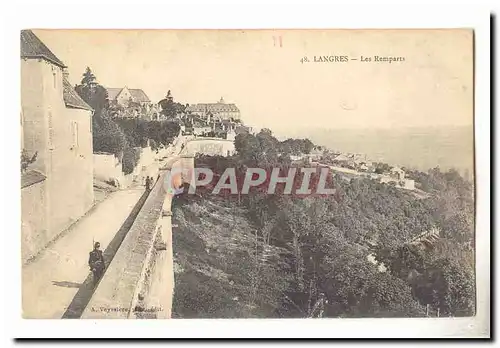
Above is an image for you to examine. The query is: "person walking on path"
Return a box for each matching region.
[145,176,151,191]
[88,242,105,286]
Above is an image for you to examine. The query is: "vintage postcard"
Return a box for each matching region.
[20,28,483,334]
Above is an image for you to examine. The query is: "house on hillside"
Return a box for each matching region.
[186,97,241,120]
[390,167,405,180]
[305,148,323,161]
[333,153,356,168]
[333,153,349,163]
[359,163,370,172]
[106,86,151,107]
[379,166,415,190]
[106,86,159,120]
[21,30,94,262]
[226,128,236,141]
[193,126,212,136]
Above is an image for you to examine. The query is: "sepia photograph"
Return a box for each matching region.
[19,28,477,321]
[8,1,492,336]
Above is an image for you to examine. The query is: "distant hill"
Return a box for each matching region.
[280,126,474,180]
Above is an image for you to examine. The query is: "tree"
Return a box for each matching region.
[150,139,159,152]
[73,68,133,158]
[114,118,150,148]
[300,139,315,154]
[122,146,141,175]
[81,66,96,86]
[374,162,391,174]
[92,114,128,157]
[412,257,475,316]
[442,211,474,245]
[320,245,424,317]
[159,90,185,119]
[279,138,315,156]
[74,67,109,115]
[234,133,262,165]
[21,149,38,173]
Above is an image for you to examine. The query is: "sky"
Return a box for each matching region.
[34,29,473,134]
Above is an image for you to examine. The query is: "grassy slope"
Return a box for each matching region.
[171,195,291,318]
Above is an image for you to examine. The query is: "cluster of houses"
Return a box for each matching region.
[182,114,253,139]
[106,86,162,120]
[20,30,254,262]
[106,87,254,141]
[165,97,253,141]
[21,29,416,267]
[290,150,416,191]
[324,154,416,190]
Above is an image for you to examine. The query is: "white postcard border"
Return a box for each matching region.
[2,0,492,340]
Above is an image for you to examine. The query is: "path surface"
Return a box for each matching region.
[22,187,145,319]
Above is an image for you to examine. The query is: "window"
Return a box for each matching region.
[53,72,57,88]
[72,121,79,148]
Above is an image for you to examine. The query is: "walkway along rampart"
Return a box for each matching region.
[81,155,195,319]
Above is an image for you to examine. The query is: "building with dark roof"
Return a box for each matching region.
[186,97,241,120]
[21,30,94,262]
[21,29,66,68]
[63,77,93,111]
[105,86,159,120]
[106,86,152,106]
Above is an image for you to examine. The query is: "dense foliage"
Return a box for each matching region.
[75,67,129,157]
[91,113,128,157]
[173,128,475,318]
[75,68,180,174]
[122,147,141,175]
[158,90,186,119]
[114,118,180,148]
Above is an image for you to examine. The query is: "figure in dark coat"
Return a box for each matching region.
[89,242,105,286]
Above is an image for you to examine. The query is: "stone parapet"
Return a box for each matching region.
[81,176,166,319]
[81,154,195,319]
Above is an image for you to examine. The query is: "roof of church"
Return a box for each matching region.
[129,89,151,103]
[106,87,151,103]
[20,30,66,68]
[186,103,240,113]
[63,78,93,111]
[105,88,123,100]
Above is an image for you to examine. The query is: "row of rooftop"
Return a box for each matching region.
[22,29,241,122]
[290,150,417,191]
[104,86,241,123]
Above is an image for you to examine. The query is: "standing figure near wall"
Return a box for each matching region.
[89,242,105,286]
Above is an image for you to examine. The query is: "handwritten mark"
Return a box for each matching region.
[340,100,358,111]
[273,36,282,48]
